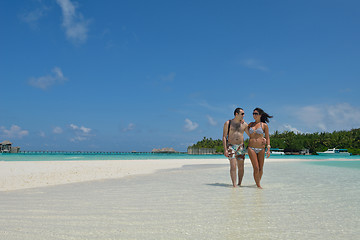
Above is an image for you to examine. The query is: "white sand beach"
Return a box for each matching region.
[0,158,300,191]
[1,157,359,239]
[0,159,223,191]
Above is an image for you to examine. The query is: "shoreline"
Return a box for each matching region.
[0,158,357,192]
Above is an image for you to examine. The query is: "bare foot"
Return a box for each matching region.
[257,186,263,189]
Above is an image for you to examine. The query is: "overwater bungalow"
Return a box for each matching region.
[0,140,20,153]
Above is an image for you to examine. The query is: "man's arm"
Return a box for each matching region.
[223,121,229,157]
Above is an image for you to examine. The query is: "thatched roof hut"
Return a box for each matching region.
[1,140,12,145]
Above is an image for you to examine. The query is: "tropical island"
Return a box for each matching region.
[188,128,360,155]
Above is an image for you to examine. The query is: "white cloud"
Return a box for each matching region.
[207,115,217,126]
[80,126,91,134]
[53,126,63,134]
[70,124,91,133]
[123,123,135,132]
[56,0,89,44]
[326,103,360,124]
[282,124,302,134]
[69,124,93,142]
[294,105,326,130]
[70,136,87,142]
[28,67,67,90]
[292,103,360,132]
[39,131,46,137]
[241,59,268,71]
[20,5,50,28]
[184,118,199,131]
[0,125,29,139]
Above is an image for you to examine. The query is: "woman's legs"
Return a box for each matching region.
[257,150,265,181]
[247,147,261,188]
[247,147,264,188]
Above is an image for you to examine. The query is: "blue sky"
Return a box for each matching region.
[1,0,360,152]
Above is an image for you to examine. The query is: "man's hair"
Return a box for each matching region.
[234,108,243,116]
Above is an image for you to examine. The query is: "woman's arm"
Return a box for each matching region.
[264,123,271,157]
[244,122,250,137]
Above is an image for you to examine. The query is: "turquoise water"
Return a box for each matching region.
[1,152,360,161]
[307,160,360,169]
[0,153,223,161]
[0,160,359,239]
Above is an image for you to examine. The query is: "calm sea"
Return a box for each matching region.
[1,152,360,161]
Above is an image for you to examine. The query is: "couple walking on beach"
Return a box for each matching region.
[223,107,272,189]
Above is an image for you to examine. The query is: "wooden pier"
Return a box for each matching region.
[17,151,173,155]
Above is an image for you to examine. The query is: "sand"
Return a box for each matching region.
[1,158,359,239]
[0,159,221,191]
[0,158,301,191]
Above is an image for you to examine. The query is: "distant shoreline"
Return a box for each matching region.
[1,151,358,157]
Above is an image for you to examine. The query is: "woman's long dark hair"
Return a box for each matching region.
[254,107,273,123]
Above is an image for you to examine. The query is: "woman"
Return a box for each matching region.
[247,108,272,189]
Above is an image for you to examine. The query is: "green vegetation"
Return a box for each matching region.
[189,137,224,153]
[189,128,360,155]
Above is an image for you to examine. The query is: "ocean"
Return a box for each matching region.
[0,155,359,239]
[1,152,360,161]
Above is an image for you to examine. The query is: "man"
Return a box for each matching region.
[223,108,249,187]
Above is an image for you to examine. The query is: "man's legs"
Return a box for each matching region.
[236,155,245,186]
[229,158,237,187]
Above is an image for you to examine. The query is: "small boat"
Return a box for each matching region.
[316,148,351,156]
[270,148,285,155]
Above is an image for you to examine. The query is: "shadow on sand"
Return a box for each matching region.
[206,183,258,188]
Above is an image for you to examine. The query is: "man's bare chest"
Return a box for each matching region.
[230,122,243,133]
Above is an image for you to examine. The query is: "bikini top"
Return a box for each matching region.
[249,123,264,135]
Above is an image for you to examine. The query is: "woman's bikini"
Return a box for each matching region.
[248,123,265,154]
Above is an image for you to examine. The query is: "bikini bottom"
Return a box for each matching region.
[248,147,265,154]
